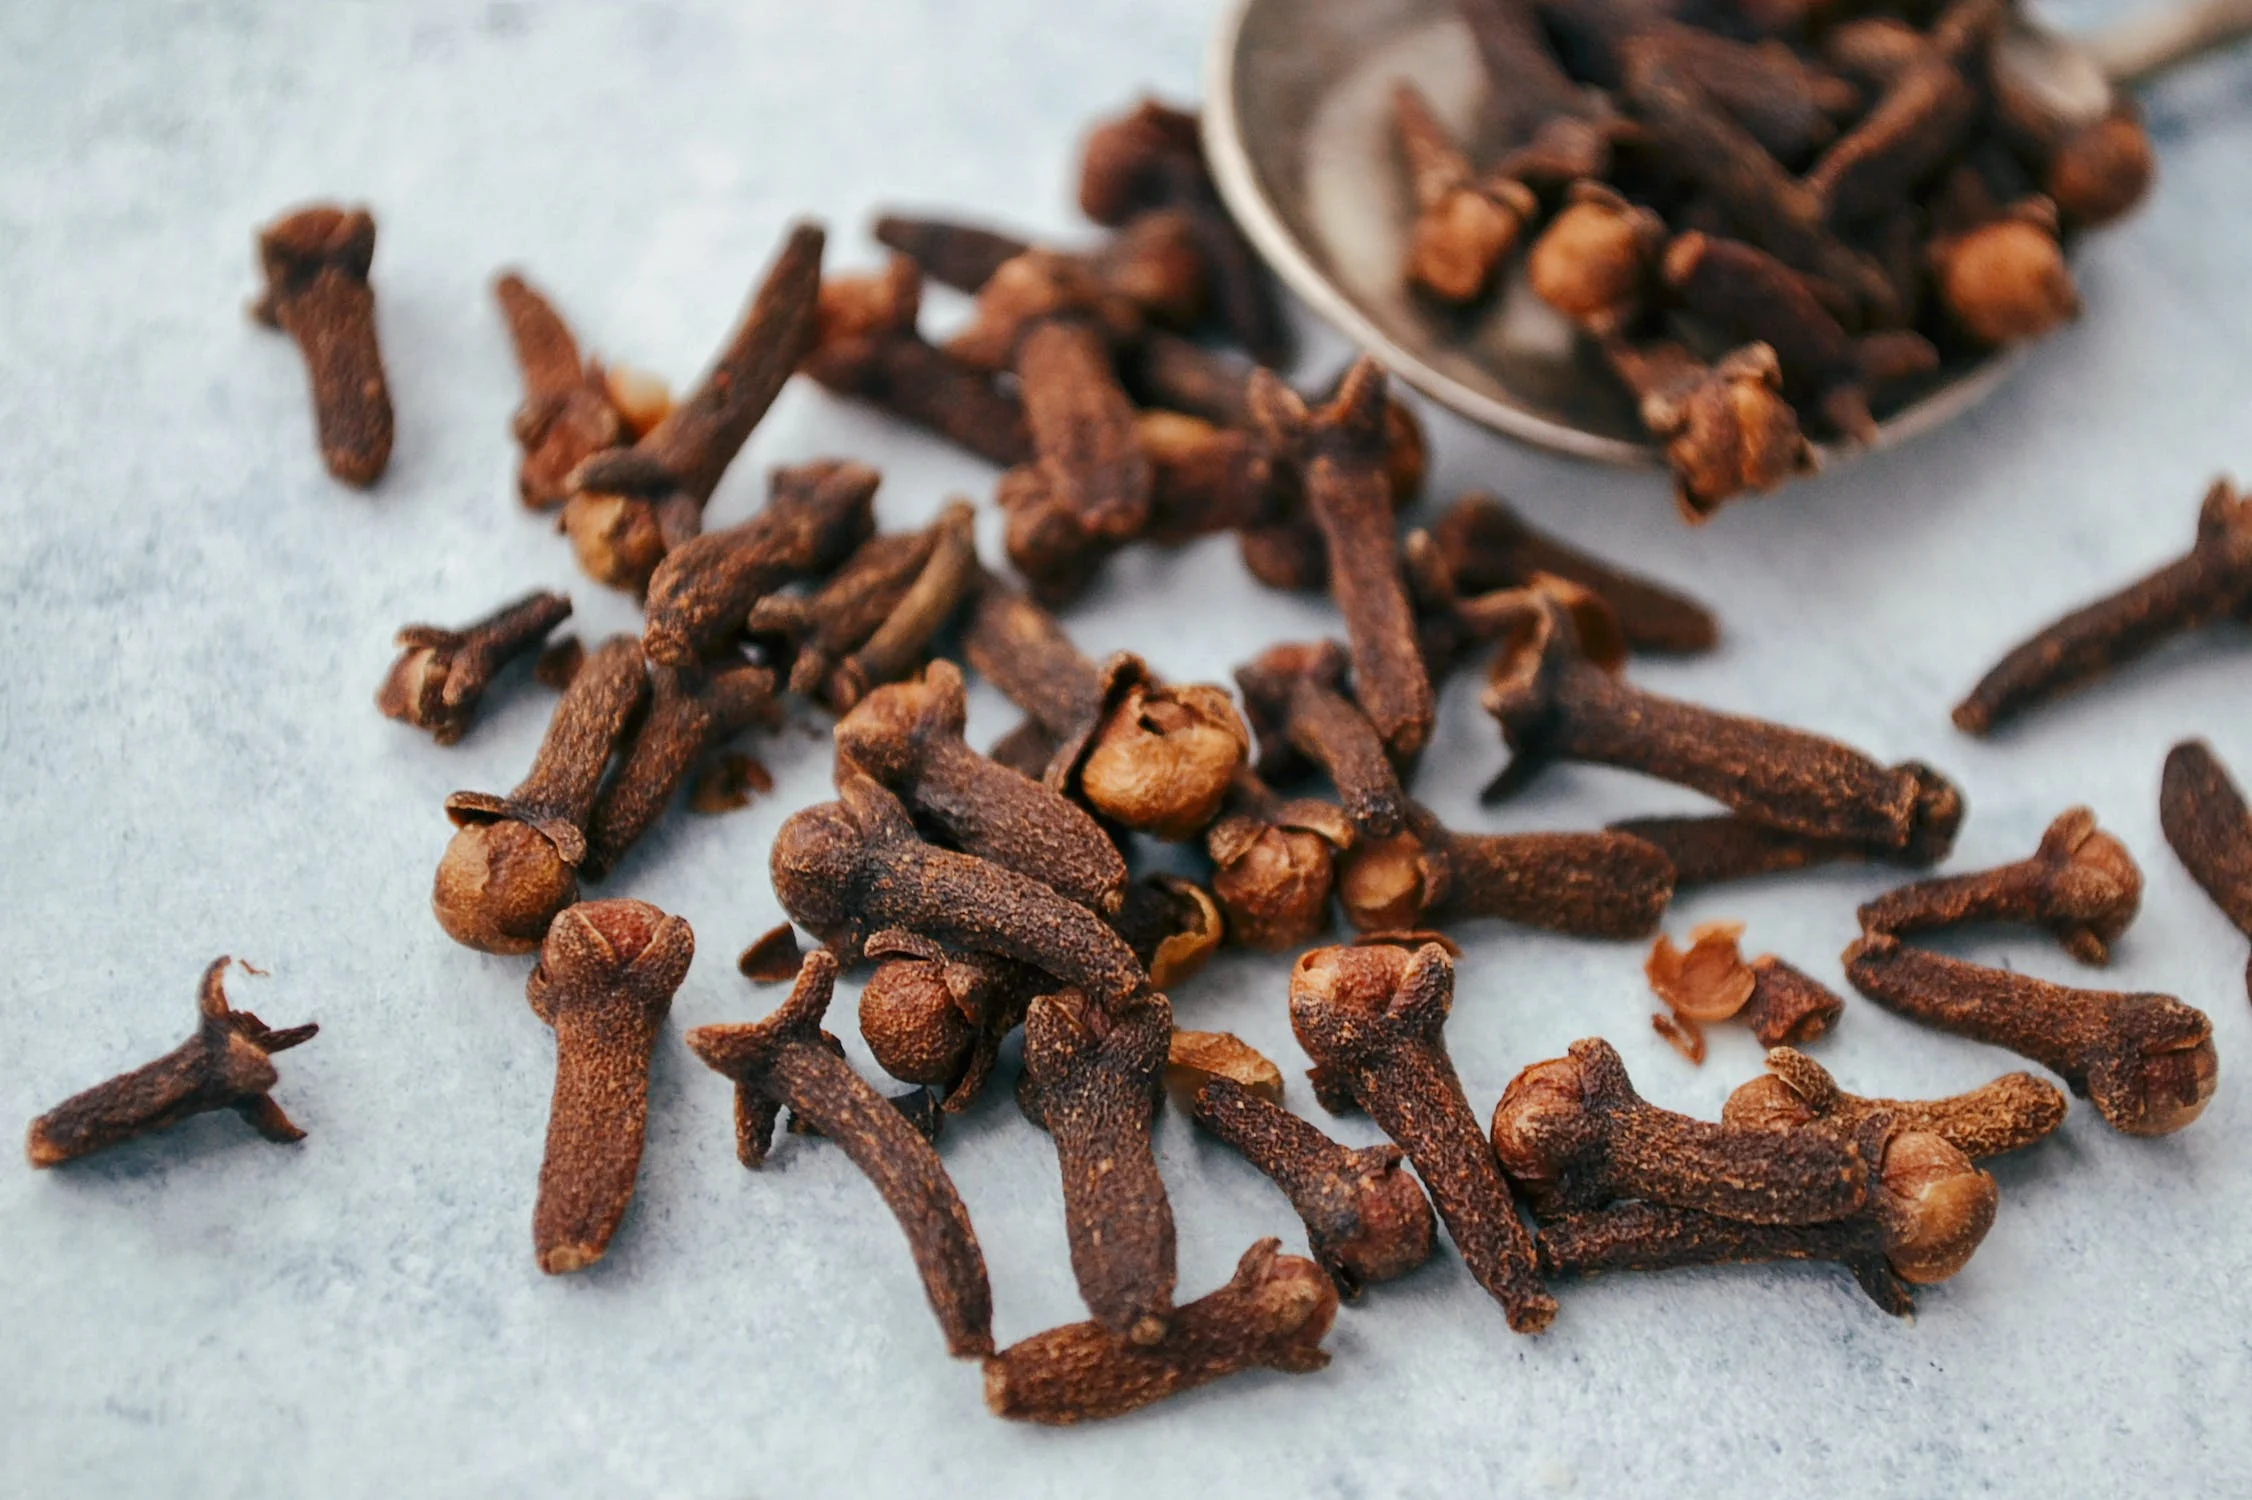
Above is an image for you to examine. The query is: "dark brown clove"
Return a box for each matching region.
[1802,0,1992,226]
[983,1238,1335,1424]
[771,771,1147,1002]
[1490,1037,1868,1222]
[1018,987,1178,1344]
[641,459,879,667]
[1001,316,1156,560]
[1953,480,2252,735]
[1724,1045,2068,1160]
[803,258,1033,467]
[1535,1113,1997,1315]
[1289,942,1557,1332]
[1338,798,1674,938]
[1236,642,1408,841]
[251,204,393,487]
[378,590,573,745]
[685,948,995,1357]
[834,659,1128,913]
[688,751,773,814]
[1485,581,1963,856]
[1429,494,1717,655]
[434,635,649,954]
[27,958,317,1167]
[562,222,825,591]
[1857,807,2141,965]
[581,658,780,881]
[2161,740,2252,948]
[1609,805,1955,887]
[1458,0,1615,177]
[495,271,669,510]
[1597,338,1816,519]
[1193,1077,1436,1297]
[872,212,1030,294]
[1206,769,1354,952]
[858,932,1041,1111]
[1394,82,1539,306]
[1250,358,1435,763]
[1844,930,2217,1137]
[524,899,692,1274]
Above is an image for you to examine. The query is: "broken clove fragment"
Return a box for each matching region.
[252,204,393,487]
[686,948,995,1357]
[27,958,317,1167]
[1644,922,1844,1057]
[1205,769,1354,952]
[378,589,572,745]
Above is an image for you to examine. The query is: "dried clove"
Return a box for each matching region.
[685,948,994,1357]
[534,635,585,690]
[1289,942,1556,1332]
[251,204,393,487]
[1609,805,1954,887]
[1801,0,1992,226]
[1991,61,2155,230]
[1165,1030,1285,1113]
[804,258,1033,467]
[770,771,1147,1002]
[1018,987,1178,1345]
[834,659,1128,914]
[641,459,879,667]
[1924,171,2080,346]
[1337,797,1674,939]
[1644,921,1843,1057]
[1192,1077,1437,1297]
[1724,1045,2067,1160]
[983,1238,1335,1424]
[434,634,649,954]
[738,922,806,983]
[2160,740,2252,949]
[1597,338,1815,519]
[27,958,317,1167]
[1535,1113,1997,1315]
[1109,876,1226,991]
[857,932,1040,1111]
[1491,1037,1867,1223]
[495,271,669,510]
[1485,580,1963,857]
[1205,768,1354,951]
[378,590,573,745]
[1843,930,2217,1137]
[524,899,692,1274]
[562,222,825,590]
[749,501,980,711]
[1527,184,1667,336]
[1857,807,2142,965]
[1250,359,1435,763]
[1952,479,2252,735]
[1236,642,1408,841]
[1458,0,1615,179]
[1394,82,1538,306]
[581,658,780,881]
[1428,494,1717,655]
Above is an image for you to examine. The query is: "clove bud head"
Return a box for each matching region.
[1933,218,2079,347]
[1651,345,1811,518]
[1336,831,1437,934]
[1529,188,1662,333]
[1079,679,1250,840]
[2088,1024,2220,1138]
[1486,1057,1588,1205]
[1874,1129,1996,1285]
[432,818,581,955]
[2047,114,2155,229]
[2037,807,2143,960]
[1210,818,1344,951]
[859,957,978,1086]
[1321,1147,1438,1290]
[560,490,671,593]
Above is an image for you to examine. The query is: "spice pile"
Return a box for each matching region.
[23,79,2238,1430]
[1396,0,2153,516]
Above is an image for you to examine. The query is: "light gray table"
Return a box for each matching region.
[3,2,2250,1495]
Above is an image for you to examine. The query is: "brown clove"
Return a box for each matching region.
[2161,740,2252,950]
[252,204,393,487]
[581,658,780,881]
[495,271,669,510]
[1205,769,1354,952]
[1394,82,1539,306]
[378,590,573,745]
[1597,338,1816,520]
[1724,1045,2067,1160]
[1236,642,1409,841]
[1857,807,2141,965]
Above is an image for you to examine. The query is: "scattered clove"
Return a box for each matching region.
[1952,479,2252,735]
[737,922,805,983]
[378,589,573,745]
[1843,929,2217,1137]
[1597,338,1815,520]
[688,751,773,814]
[685,948,995,1357]
[27,958,317,1167]
[582,658,781,880]
[1192,1077,1437,1297]
[1394,82,1538,306]
[1856,807,2141,965]
[562,222,825,591]
[858,932,1041,1110]
[434,634,649,954]
[1609,805,1954,887]
[1527,184,1667,336]
[983,1238,1335,1424]
[252,204,393,487]
[2160,740,2252,952]
[1289,942,1556,1332]
[1724,1045,2067,1160]
[1205,769,1354,952]
[495,271,669,509]
[524,899,692,1274]
[1644,921,1844,1059]
[1236,641,1409,841]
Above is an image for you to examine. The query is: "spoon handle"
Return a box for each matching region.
[2089,0,2252,87]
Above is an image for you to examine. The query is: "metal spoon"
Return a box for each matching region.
[1202,0,2252,468]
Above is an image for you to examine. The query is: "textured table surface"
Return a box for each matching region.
[4,2,2251,1496]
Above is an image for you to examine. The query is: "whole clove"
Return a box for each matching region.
[1289,942,1557,1332]
[983,1238,1335,1424]
[2160,740,2252,949]
[27,958,317,1167]
[1236,642,1408,841]
[252,204,393,487]
[1394,82,1538,306]
[1952,479,2252,735]
[495,271,669,509]
[434,634,649,954]
[378,589,573,745]
[1844,930,2217,1137]
[562,222,825,590]
[1724,1045,2067,1160]
[1428,494,1718,655]
[1609,805,1954,887]
[1193,1077,1437,1297]
[525,899,692,1274]
[688,750,773,814]
[1597,338,1816,519]
[685,948,995,1358]
[581,658,780,880]
[1527,184,1667,336]
[1856,807,2141,965]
